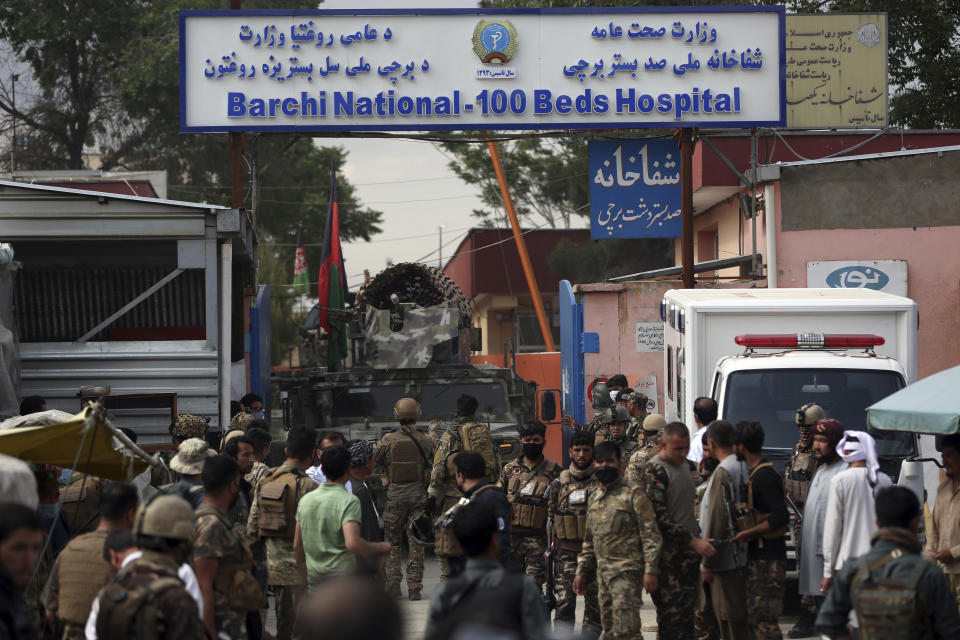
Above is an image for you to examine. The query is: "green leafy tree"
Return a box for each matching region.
[0,0,383,365]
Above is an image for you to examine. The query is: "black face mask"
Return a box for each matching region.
[594,465,619,485]
[522,443,545,460]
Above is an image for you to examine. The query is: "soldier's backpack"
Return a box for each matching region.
[61,473,105,535]
[95,576,184,640]
[851,552,930,640]
[434,484,499,558]
[458,422,498,483]
[257,468,303,537]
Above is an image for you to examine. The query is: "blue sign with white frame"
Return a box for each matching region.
[589,139,681,239]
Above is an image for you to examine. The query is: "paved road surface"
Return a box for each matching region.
[263,551,802,638]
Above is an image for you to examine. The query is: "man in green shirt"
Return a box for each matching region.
[294,445,390,588]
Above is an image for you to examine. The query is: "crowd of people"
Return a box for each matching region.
[2,386,960,640]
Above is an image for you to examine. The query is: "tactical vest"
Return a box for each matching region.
[506,460,557,531]
[96,572,184,640]
[443,422,498,486]
[61,473,103,535]
[388,430,429,485]
[195,505,263,612]
[553,469,595,544]
[852,551,930,640]
[735,462,788,543]
[56,530,113,624]
[784,449,817,505]
[433,484,499,558]
[257,467,303,538]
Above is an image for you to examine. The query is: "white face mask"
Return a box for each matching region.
[609,391,618,402]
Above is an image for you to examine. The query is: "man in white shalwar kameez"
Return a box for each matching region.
[792,419,847,638]
[821,430,891,632]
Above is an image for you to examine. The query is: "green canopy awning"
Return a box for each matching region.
[867,365,960,435]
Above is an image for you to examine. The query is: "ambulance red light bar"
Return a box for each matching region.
[734,333,885,349]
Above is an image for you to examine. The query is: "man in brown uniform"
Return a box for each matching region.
[428,394,500,581]
[374,398,436,600]
[194,455,260,640]
[500,421,561,590]
[247,428,317,640]
[94,494,204,639]
[595,406,639,462]
[42,482,139,639]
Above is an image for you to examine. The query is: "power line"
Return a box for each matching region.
[263,225,474,246]
[257,193,479,206]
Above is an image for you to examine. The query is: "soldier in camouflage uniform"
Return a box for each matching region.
[575,440,662,640]
[640,422,719,640]
[595,406,640,463]
[626,413,667,483]
[500,421,561,590]
[785,404,823,638]
[373,398,436,600]
[548,430,601,637]
[243,425,273,490]
[576,381,615,436]
[194,455,259,640]
[624,391,649,443]
[428,394,500,581]
[95,494,204,640]
[150,414,208,488]
[247,428,318,640]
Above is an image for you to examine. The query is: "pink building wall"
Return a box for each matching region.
[770,183,960,380]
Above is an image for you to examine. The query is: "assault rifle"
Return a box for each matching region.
[543,483,556,611]
[721,480,743,570]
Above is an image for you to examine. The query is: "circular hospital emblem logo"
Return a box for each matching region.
[856,23,881,48]
[473,20,519,63]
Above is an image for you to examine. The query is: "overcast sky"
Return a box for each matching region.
[320,0,485,291]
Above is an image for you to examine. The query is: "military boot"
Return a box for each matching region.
[787,609,816,638]
[408,589,422,601]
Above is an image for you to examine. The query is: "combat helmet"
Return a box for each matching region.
[592,381,614,411]
[796,403,825,427]
[611,406,631,424]
[394,397,420,422]
[134,494,195,549]
[409,513,436,547]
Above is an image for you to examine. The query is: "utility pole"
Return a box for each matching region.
[438,224,445,270]
[680,129,695,289]
[10,74,18,174]
[487,140,557,352]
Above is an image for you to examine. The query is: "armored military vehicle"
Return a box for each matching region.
[273,262,543,464]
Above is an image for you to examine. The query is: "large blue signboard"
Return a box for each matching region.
[589,139,681,239]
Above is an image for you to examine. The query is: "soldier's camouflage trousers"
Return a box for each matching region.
[746,557,785,640]
[438,496,460,582]
[650,545,700,640]
[383,494,426,592]
[553,548,601,635]
[696,579,720,640]
[598,566,645,640]
[275,584,304,640]
[509,533,547,589]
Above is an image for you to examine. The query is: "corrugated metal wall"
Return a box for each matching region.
[20,341,218,445]
[15,267,204,342]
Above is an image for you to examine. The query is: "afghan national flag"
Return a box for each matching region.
[317,164,348,367]
[292,225,308,294]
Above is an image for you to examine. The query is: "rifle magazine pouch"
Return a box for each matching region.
[577,514,587,540]
[258,481,292,537]
[531,505,547,529]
